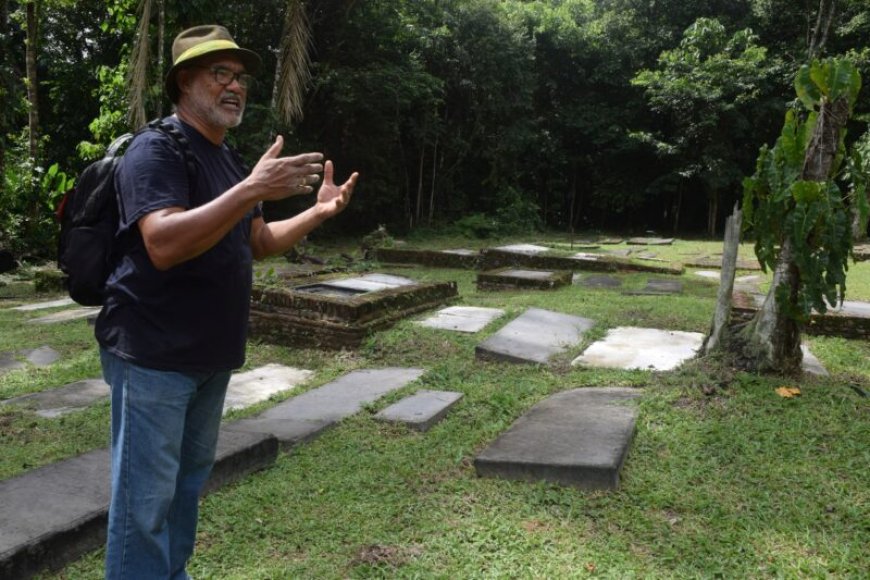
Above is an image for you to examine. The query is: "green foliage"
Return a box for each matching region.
[743,58,863,318]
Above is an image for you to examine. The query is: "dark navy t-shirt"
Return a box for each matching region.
[95,116,261,372]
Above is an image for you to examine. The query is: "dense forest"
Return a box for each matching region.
[2,0,868,258]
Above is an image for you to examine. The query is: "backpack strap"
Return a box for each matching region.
[146,119,199,184]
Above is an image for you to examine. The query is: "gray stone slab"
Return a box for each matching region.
[1,379,109,418]
[28,307,99,325]
[475,308,595,365]
[374,390,463,432]
[627,237,674,246]
[694,270,721,280]
[441,248,477,256]
[575,274,623,288]
[416,306,505,333]
[10,298,75,311]
[572,327,704,371]
[0,429,276,579]
[499,269,557,280]
[475,387,641,490]
[0,346,61,373]
[623,279,683,295]
[223,364,313,414]
[227,368,425,448]
[493,244,549,255]
[571,252,601,261]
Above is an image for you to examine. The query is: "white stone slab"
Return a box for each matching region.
[28,307,100,324]
[325,273,416,293]
[571,252,601,261]
[498,269,556,280]
[223,364,313,413]
[694,270,721,280]
[573,327,704,371]
[441,248,477,256]
[358,273,417,287]
[11,298,75,311]
[494,244,549,255]
[416,306,504,333]
[1,379,110,418]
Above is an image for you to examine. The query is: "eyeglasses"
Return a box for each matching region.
[192,65,254,90]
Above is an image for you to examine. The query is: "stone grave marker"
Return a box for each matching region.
[1,379,109,418]
[476,268,572,291]
[28,307,100,325]
[575,274,623,288]
[223,364,314,413]
[0,346,60,374]
[475,308,594,365]
[572,327,704,371]
[10,297,75,311]
[492,243,550,255]
[627,237,674,246]
[374,389,463,432]
[475,387,641,490]
[416,306,504,333]
[623,279,683,296]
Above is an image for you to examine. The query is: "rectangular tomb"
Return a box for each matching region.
[476,268,572,291]
[249,273,458,348]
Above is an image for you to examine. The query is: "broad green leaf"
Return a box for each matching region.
[795,64,821,109]
[791,181,824,204]
[828,59,861,105]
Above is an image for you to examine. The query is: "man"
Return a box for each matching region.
[95,25,358,579]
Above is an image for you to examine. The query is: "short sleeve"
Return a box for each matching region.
[115,131,191,227]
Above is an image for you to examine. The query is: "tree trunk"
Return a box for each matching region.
[156,0,165,117]
[672,184,683,234]
[703,204,742,355]
[852,198,869,242]
[808,0,836,61]
[427,135,438,225]
[707,190,718,238]
[743,95,851,373]
[25,1,38,161]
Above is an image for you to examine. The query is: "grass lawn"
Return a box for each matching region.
[1,233,868,578]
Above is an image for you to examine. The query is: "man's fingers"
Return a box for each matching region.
[259,135,284,162]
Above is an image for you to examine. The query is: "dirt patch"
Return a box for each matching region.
[350,543,423,569]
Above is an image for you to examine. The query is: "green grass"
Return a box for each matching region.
[1,234,867,578]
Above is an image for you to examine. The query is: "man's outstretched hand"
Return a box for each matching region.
[315,160,358,219]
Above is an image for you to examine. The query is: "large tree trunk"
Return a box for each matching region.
[850,189,869,242]
[25,1,38,161]
[703,204,741,355]
[742,95,851,373]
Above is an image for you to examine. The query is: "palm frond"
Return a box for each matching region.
[273,0,312,126]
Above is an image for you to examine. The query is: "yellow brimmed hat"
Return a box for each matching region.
[165,24,262,102]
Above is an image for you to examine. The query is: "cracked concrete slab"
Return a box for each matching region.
[374,390,463,432]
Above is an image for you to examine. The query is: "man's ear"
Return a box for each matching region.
[176,68,193,98]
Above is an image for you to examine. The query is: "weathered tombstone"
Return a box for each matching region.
[416,306,504,333]
[572,327,704,371]
[374,390,463,432]
[476,268,572,291]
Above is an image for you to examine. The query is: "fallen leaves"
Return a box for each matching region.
[775,386,801,398]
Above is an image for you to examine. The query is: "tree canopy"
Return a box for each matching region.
[1,0,868,256]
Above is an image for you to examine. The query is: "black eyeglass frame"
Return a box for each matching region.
[190,65,254,90]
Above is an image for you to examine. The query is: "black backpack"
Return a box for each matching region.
[56,120,197,306]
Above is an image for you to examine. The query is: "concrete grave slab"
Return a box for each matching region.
[326,273,417,293]
[0,346,60,373]
[1,379,109,418]
[623,279,683,295]
[228,367,425,449]
[476,268,572,291]
[694,270,721,280]
[492,244,550,255]
[416,306,505,333]
[601,249,632,257]
[571,252,601,261]
[573,327,704,371]
[0,429,276,579]
[475,308,594,365]
[28,307,99,325]
[374,389,463,432]
[223,364,313,414]
[627,237,674,246]
[475,387,641,490]
[11,297,75,311]
[575,274,623,288]
[441,248,478,256]
[598,237,625,245]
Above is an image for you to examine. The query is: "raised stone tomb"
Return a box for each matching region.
[249,273,457,348]
[475,308,594,365]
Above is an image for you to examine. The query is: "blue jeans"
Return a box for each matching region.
[100,348,230,580]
